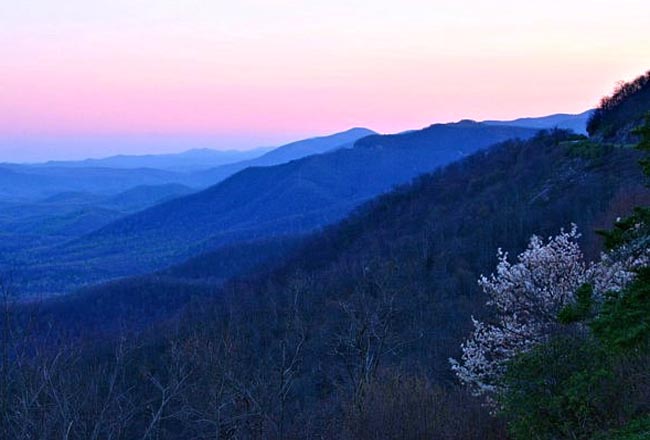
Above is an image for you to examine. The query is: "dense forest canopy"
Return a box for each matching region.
[1,71,649,439]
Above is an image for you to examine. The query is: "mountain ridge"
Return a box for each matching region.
[193,127,377,185]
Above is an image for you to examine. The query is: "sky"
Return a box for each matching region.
[0,0,649,161]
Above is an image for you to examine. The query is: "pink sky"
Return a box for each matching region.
[0,0,649,160]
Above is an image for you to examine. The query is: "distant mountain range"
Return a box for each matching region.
[36,147,273,171]
[23,122,540,294]
[483,110,594,134]
[2,111,600,294]
[0,128,376,202]
[0,113,593,204]
[0,128,377,277]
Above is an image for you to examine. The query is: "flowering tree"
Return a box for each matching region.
[450,225,647,398]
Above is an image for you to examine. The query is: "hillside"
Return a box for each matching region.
[23,122,539,294]
[588,70,650,142]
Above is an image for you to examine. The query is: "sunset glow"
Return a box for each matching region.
[1,0,649,160]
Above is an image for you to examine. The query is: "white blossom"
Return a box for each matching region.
[450,225,645,398]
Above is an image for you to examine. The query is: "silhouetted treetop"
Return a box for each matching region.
[587,70,650,142]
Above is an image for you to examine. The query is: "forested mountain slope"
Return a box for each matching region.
[35,130,649,345]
